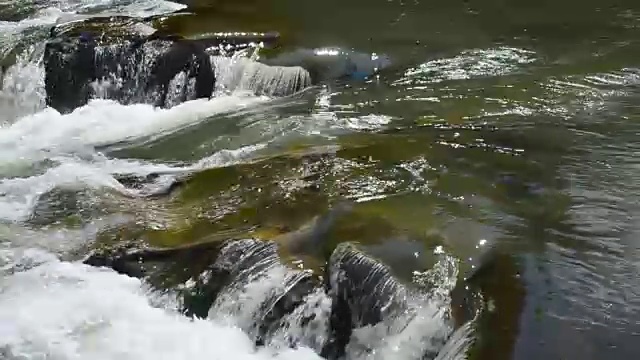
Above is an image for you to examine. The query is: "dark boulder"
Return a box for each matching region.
[82,203,488,360]
[44,18,215,113]
[82,237,227,281]
[43,16,280,113]
[321,242,410,359]
[42,16,392,113]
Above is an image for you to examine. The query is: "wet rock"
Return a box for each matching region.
[321,239,489,360]
[28,187,125,227]
[82,203,488,360]
[82,235,239,296]
[28,188,84,226]
[113,172,171,189]
[83,241,153,279]
[43,16,280,113]
[43,14,390,113]
[44,20,216,112]
[321,242,410,359]
[82,236,318,345]
[199,239,317,344]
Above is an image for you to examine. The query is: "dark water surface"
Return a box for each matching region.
[1,0,640,359]
[165,1,640,358]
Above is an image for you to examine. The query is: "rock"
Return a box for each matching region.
[275,200,355,257]
[200,239,316,344]
[82,236,317,345]
[321,242,410,359]
[44,21,216,112]
[113,172,188,198]
[43,14,391,113]
[43,16,281,113]
[82,204,489,360]
[82,237,226,280]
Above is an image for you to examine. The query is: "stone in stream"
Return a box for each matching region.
[82,236,227,280]
[321,240,489,360]
[82,236,318,344]
[81,202,351,334]
[82,203,489,359]
[195,238,317,344]
[43,15,280,113]
[43,13,393,113]
[320,242,411,359]
[28,188,84,226]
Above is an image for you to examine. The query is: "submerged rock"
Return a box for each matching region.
[113,171,188,198]
[82,237,226,280]
[261,48,393,84]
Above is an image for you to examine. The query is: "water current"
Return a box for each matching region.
[1,1,640,360]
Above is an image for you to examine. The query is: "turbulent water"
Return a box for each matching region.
[1,0,640,359]
[0,2,318,360]
[0,1,447,360]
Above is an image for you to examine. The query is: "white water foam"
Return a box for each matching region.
[0,94,268,161]
[0,0,185,22]
[0,85,273,223]
[0,257,322,360]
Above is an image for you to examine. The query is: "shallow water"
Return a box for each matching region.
[1,0,640,359]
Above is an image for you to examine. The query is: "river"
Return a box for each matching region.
[0,0,639,359]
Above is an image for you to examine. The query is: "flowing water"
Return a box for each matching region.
[1,0,640,359]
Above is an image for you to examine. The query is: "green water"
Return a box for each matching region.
[4,0,640,358]
[150,1,640,358]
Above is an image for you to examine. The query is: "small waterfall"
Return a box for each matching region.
[86,232,473,360]
[213,47,312,97]
[202,239,316,344]
[433,321,476,360]
[64,39,311,108]
[0,17,312,119]
[366,253,461,360]
[269,288,333,353]
[0,44,47,123]
[320,243,462,360]
[88,39,176,106]
[176,238,467,360]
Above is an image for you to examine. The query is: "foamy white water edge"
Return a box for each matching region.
[0,258,323,360]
